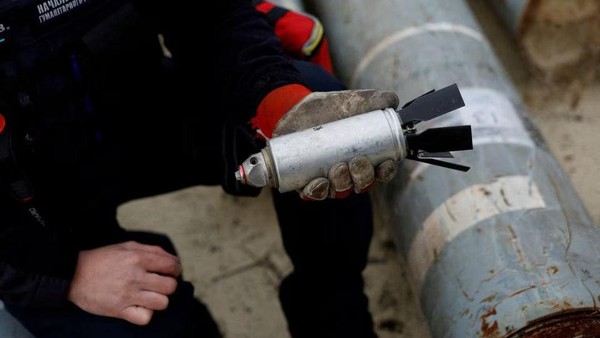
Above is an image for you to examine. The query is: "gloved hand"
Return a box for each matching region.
[251,84,400,201]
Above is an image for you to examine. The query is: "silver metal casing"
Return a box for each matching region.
[265,108,406,192]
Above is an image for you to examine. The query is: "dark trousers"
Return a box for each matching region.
[274,191,376,338]
[8,61,376,338]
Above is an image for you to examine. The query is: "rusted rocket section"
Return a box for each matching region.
[310,0,600,337]
[507,309,600,337]
[488,0,600,85]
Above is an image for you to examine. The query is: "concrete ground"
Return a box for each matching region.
[118,2,600,337]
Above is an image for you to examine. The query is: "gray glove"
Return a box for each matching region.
[273,89,401,201]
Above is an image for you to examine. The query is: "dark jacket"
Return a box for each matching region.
[0,0,304,310]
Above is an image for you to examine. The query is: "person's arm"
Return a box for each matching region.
[152,0,307,124]
[0,197,77,311]
[0,84,78,310]
[0,194,181,325]
[0,92,179,327]
[213,0,311,129]
[154,0,399,200]
[0,215,181,326]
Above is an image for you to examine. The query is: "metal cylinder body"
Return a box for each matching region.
[262,108,406,193]
[266,108,406,192]
[312,0,600,337]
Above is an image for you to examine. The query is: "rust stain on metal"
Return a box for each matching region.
[506,308,600,337]
[481,292,499,303]
[545,297,577,312]
[546,265,559,275]
[479,187,492,196]
[462,289,474,302]
[480,307,500,337]
[508,285,537,299]
[483,268,498,282]
[500,188,512,206]
[507,225,527,267]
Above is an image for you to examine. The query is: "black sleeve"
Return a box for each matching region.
[0,85,78,310]
[145,0,306,123]
[0,185,78,311]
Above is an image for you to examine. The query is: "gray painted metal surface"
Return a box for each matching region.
[311,0,600,337]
